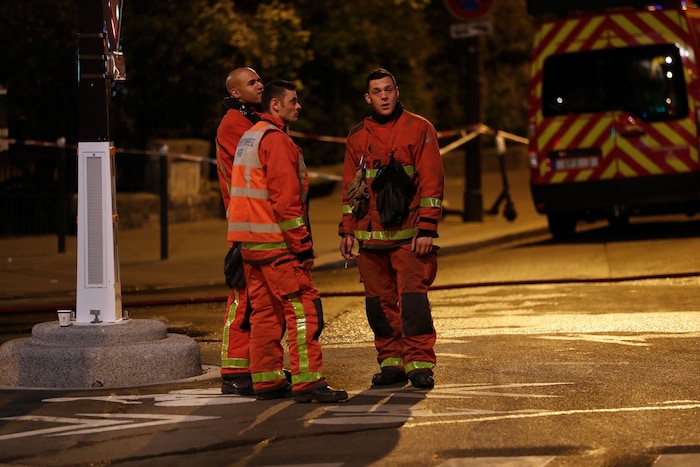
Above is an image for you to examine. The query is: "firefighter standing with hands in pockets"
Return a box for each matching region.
[339,68,444,389]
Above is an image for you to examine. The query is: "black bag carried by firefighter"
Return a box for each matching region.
[224,242,246,289]
[371,153,416,228]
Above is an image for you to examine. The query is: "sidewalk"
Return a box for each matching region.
[0,163,548,311]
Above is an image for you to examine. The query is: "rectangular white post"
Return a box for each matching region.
[75,141,123,323]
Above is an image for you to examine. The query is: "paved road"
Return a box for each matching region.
[1,220,699,466]
[0,332,697,466]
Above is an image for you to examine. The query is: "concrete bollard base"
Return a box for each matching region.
[0,319,202,389]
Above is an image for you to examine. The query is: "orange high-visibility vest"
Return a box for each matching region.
[227,121,309,245]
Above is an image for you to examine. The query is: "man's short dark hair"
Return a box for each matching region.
[366,68,397,91]
[262,80,296,112]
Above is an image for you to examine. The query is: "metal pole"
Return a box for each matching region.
[57,137,67,253]
[463,35,483,222]
[75,0,123,323]
[159,144,169,260]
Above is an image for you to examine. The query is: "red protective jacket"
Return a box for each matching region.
[339,108,444,246]
[215,98,260,210]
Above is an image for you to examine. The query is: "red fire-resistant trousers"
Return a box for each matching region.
[357,243,438,373]
[220,287,251,377]
[244,253,327,393]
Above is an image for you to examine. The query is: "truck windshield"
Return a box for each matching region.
[542,44,688,122]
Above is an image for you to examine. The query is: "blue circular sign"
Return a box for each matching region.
[444,0,495,20]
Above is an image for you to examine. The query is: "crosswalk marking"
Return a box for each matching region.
[0,413,217,440]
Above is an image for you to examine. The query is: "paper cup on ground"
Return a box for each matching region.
[57,310,72,327]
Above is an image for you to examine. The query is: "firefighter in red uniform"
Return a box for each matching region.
[339,68,444,389]
[214,67,263,395]
[229,80,347,403]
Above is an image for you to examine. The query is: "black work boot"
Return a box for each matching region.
[221,373,254,396]
[408,369,434,389]
[255,382,292,400]
[293,383,349,403]
[371,367,408,386]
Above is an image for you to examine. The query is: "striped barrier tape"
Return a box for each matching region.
[288,131,347,144]
[0,138,219,165]
[0,126,528,176]
[289,123,505,144]
[1,125,528,154]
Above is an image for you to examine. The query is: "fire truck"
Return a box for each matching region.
[526,0,700,238]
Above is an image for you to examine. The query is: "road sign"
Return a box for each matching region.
[450,21,493,39]
[444,0,495,20]
[105,0,123,51]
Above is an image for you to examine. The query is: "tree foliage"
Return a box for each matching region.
[117,0,310,145]
[0,0,78,140]
[1,0,535,165]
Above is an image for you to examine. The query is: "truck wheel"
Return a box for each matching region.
[547,213,576,240]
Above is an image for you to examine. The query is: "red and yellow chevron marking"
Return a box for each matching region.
[529,8,700,185]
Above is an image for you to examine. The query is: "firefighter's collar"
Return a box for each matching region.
[223,96,261,114]
[369,101,404,124]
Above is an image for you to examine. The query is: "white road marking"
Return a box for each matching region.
[0,413,218,440]
[403,402,700,428]
[652,453,700,466]
[536,334,650,346]
[310,400,700,427]
[436,352,478,359]
[437,456,555,466]
[349,382,573,400]
[43,388,254,407]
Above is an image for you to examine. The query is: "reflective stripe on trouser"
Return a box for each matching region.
[358,243,438,373]
[220,287,251,375]
[244,254,326,392]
